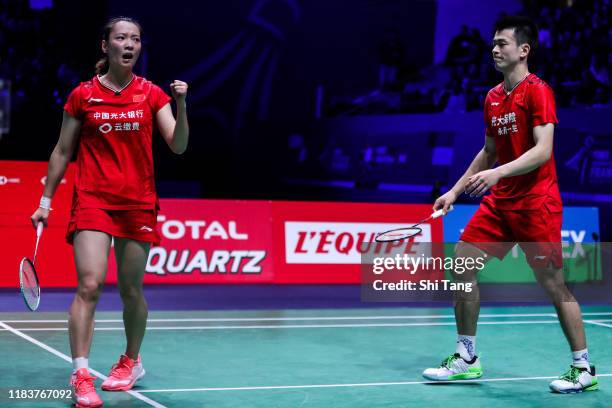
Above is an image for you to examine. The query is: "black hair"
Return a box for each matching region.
[494,15,538,54]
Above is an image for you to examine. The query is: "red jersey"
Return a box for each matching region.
[64,75,171,210]
[484,73,561,210]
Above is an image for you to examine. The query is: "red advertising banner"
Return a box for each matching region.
[0,161,446,287]
[0,161,76,287]
[118,199,276,284]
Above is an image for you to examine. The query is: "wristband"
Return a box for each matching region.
[39,196,52,210]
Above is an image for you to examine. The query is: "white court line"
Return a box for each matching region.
[0,321,166,408]
[137,373,612,393]
[0,320,589,331]
[585,320,612,329]
[5,311,612,324]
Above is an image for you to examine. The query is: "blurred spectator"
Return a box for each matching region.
[0,0,94,158]
[378,28,404,89]
[445,25,476,66]
[581,54,610,104]
[328,0,611,115]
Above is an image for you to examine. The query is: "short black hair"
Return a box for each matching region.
[494,15,538,51]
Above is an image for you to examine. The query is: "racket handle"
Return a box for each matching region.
[36,222,44,237]
[431,204,454,219]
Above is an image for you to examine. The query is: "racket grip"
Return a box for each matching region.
[431,204,454,219]
[36,222,44,237]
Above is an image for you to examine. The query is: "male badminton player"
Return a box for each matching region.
[422,16,597,393]
[30,17,189,407]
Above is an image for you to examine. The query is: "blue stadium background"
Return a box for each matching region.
[0,0,610,238]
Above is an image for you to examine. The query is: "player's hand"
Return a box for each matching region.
[170,80,188,101]
[465,169,501,197]
[31,208,50,229]
[433,190,457,215]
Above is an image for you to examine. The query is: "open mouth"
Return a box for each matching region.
[121,52,134,61]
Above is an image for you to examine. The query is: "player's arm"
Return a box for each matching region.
[466,123,554,197]
[157,80,189,155]
[496,123,554,177]
[31,111,81,227]
[433,135,497,212]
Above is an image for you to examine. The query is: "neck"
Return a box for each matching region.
[503,64,529,92]
[102,67,134,88]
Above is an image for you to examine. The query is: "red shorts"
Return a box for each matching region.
[460,196,563,269]
[66,208,161,246]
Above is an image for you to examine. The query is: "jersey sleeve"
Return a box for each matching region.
[528,84,558,127]
[149,84,172,113]
[63,85,84,119]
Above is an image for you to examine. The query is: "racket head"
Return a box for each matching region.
[374,226,422,242]
[19,257,40,311]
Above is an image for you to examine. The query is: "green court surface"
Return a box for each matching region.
[1,306,612,407]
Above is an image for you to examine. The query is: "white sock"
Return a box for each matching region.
[572,348,589,369]
[72,357,89,373]
[456,334,476,361]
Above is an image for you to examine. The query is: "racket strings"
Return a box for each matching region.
[20,259,40,310]
[375,226,423,242]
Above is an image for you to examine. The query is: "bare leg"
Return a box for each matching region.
[452,242,490,336]
[534,267,587,351]
[115,238,150,360]
[69,231,112,358]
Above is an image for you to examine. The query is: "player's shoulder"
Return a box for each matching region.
[133,74,150,86]
[525,74,554,94]
[134,75,161,90]
[67,76,97,99]
[486,82,505,100]
[72,76,95,91]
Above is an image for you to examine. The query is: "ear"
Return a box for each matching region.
[520,43,531,59]
[101,40,108,54]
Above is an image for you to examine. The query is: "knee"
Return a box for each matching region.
[450,268,477,283]
[534,269,562,289]
[77,278,104,303]
[451,242,481,282]
[541,284,573,303]
[534,270,573,301]
[119,283,143,302]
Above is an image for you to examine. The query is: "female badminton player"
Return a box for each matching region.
[30,16,189,407]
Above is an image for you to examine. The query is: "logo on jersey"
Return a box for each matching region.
[99,123,113,134]
[88,98,104,103]
[491,102,500,106]
[140,226,154,232]
[133,94,145,103]
[491,112,518,136]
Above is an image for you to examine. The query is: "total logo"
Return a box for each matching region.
[156,215,248,240]
[146,215,265,275]
[0,175,21,185]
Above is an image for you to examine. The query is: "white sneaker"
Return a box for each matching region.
[549,365,598,393]
[423,353,483,381]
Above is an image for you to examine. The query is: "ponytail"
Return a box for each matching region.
[95,56,109,75]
